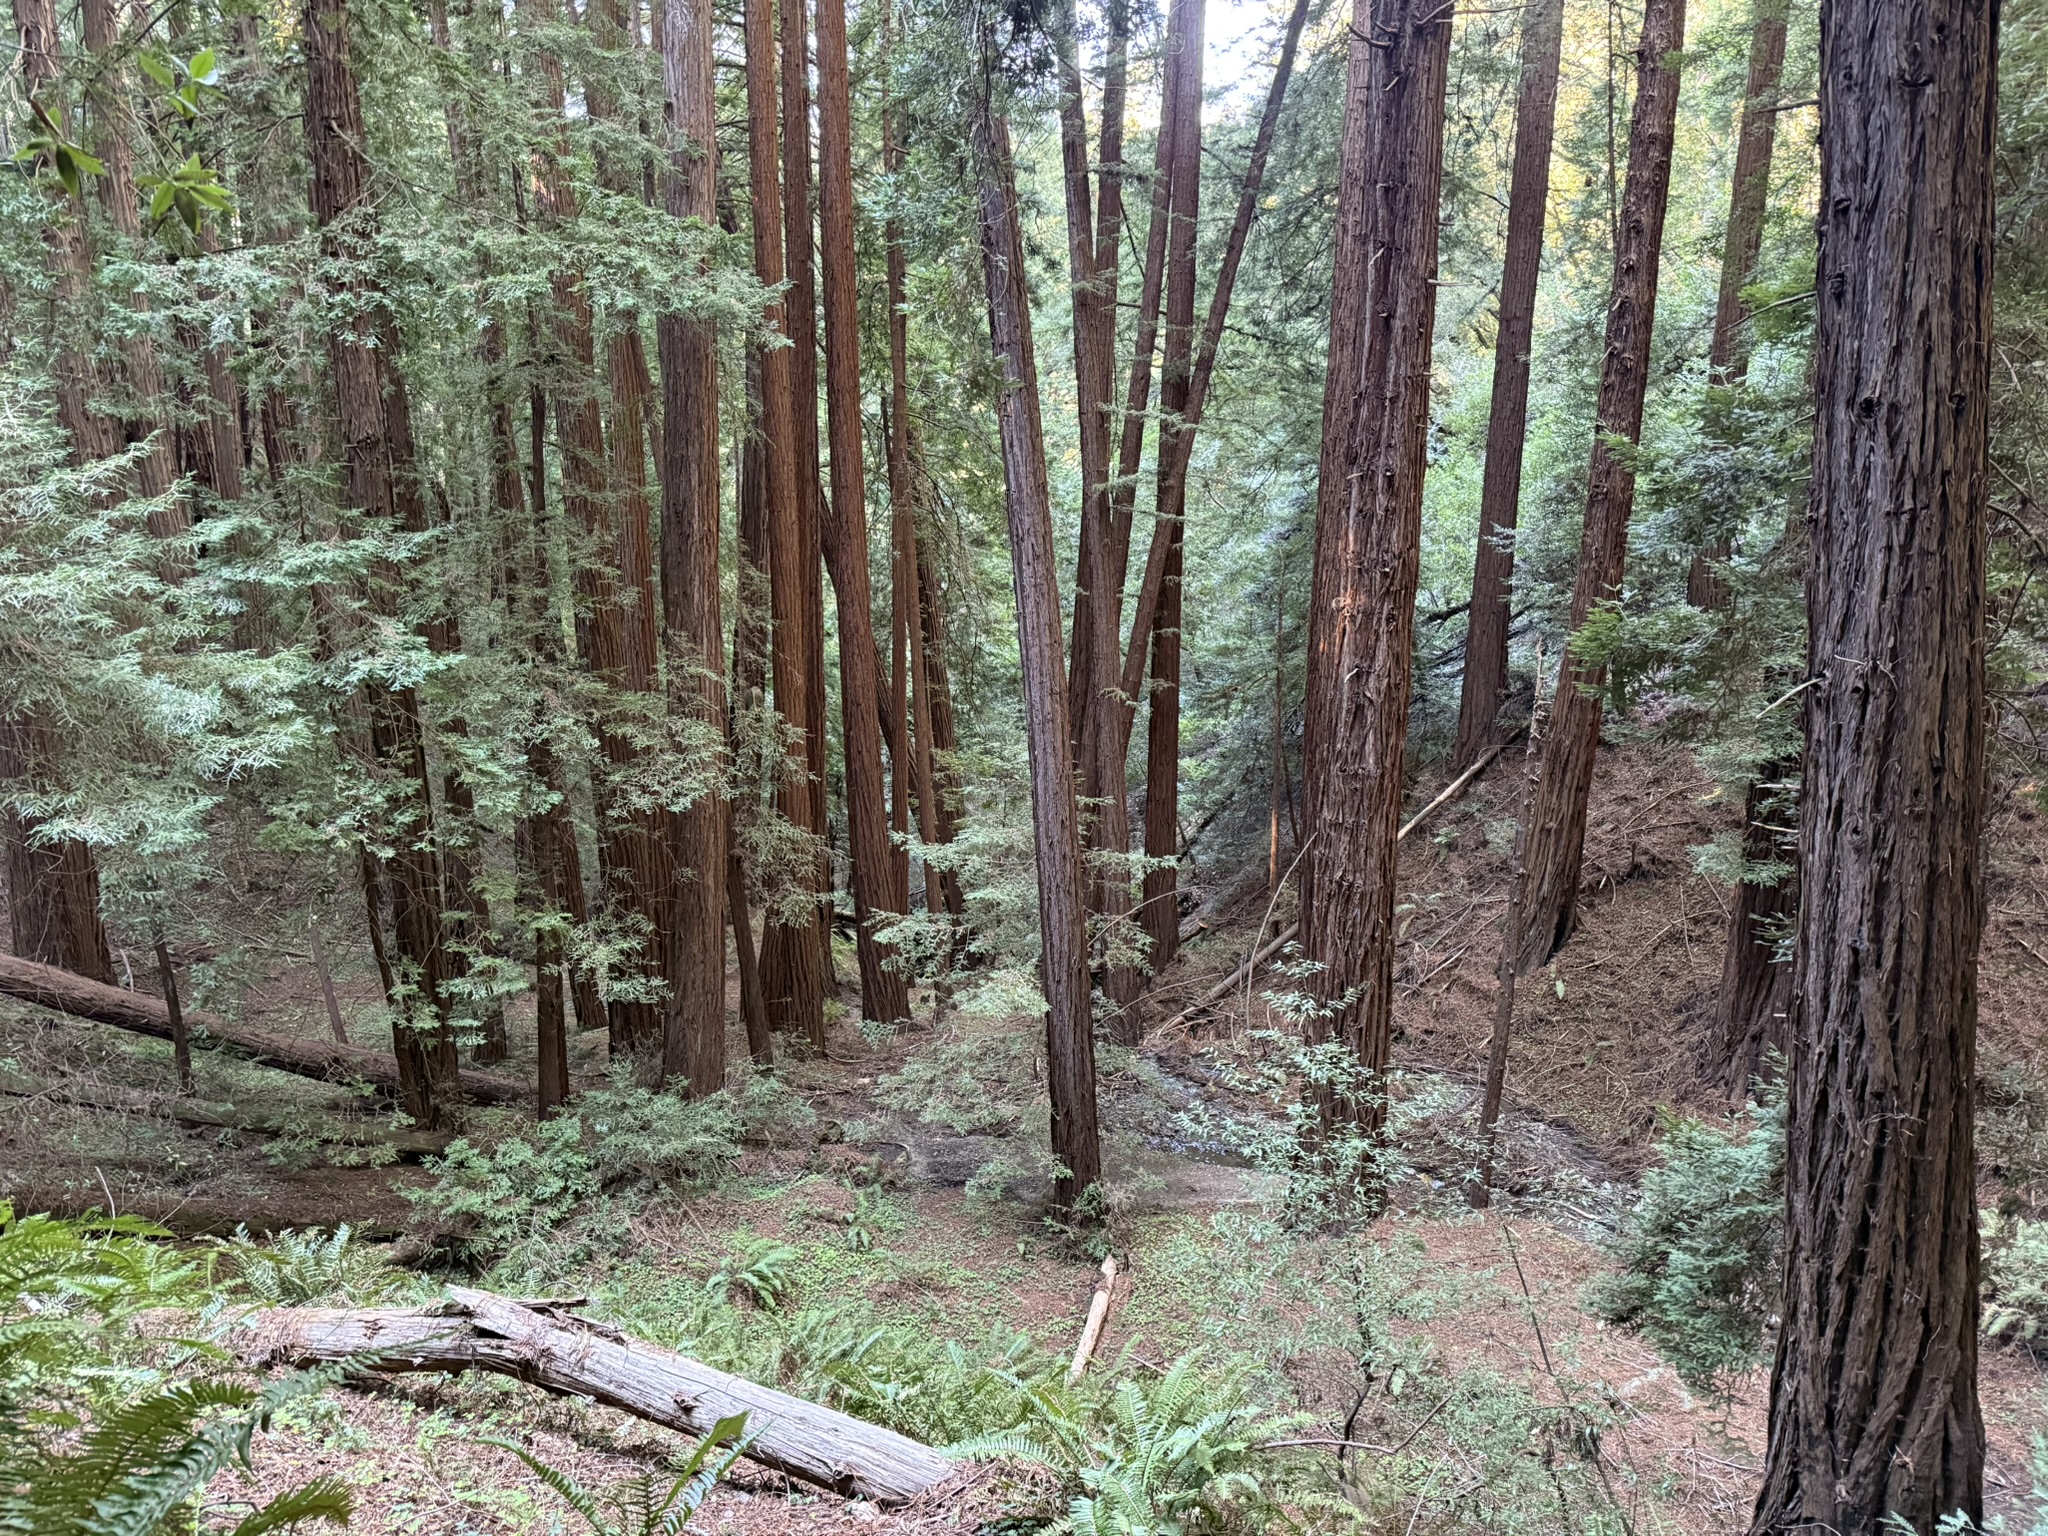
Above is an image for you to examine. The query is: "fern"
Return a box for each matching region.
[947,1357,1303,1535]
[0,1205,352,1536]
[482,1413,753,1536]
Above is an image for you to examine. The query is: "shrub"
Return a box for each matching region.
[404,1116,598,1266]
[874,1024,1037,1135]
[580,1071,745,1191]
[1983,1212,2048,1344]
[1586,1090,1785,1391]
[483,1413,752,1536]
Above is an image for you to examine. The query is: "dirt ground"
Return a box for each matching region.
[7,741,2048,1533]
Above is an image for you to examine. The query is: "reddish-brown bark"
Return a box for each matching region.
[305,0,464,1127]
[816,0,910,1026]
[970,76,1103,1212]
[1298,0,1454,1137]
[1451,0,1565,772]
[657,0,729,1096]
[1513,0,1688,973]
[1750,0,1994,1525]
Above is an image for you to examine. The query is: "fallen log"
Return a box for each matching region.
[240,1286,955,1504]
[0,953,526,1108]
[0,1069,452,1159]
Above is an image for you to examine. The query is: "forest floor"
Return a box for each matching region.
[7,740,2048,1533]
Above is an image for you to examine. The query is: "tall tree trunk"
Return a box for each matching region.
[657,0,729,1097]
[879,34,947,924]
[1711,761,1795,1097]
[525,0,668,1064]
[764,0,836,1042]
[744,0,828,1046]
[2,0,121,983]
[1139,0,1204,977]
[80,0,186,542]
[1450,0,1565,773]
[968,58,1102,1213]
[1750,0,1994,1525]
[595,0,681,1063]
[305,0,463,1127]
[1298,0,1454,1141]
[1050,0,1140,1013]
[815,0,911,1026]
[732,359,777,1070]
[1687,0,1789,610]
[1512,0,1688,974]
[914,518,967,917]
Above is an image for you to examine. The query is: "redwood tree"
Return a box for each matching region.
[1750,0,1995,1526]
[1687,0,1790,610]
[1450,0,1565,773]
[1512,0,1688,972]
[1139,0,1202,976]
[968,50,1102,1212]
[1297,0,1454,1135]
[743,0,828,1047]
[816,0,911,1026]
[305,0,463,1126]
[657,0,727,1096]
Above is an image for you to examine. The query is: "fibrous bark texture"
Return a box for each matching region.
[1451,0,1564,772]
[305,0,463,1126]
[658,0,728,1096]
[1298,0,1453,1135]
[1749,0,1994,1527]
[1513,0,1687,973]
[242,1288,954,1503]
[816,0,911,1028]
[969,66,1102,1212]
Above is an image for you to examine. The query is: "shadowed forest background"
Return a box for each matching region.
[0,0,2042,1528]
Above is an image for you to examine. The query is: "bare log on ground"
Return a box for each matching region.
[0,1069,452,1159]
[240,1285,956,1504]
[0,953,527,1107]
[1067,1254,1119,1384]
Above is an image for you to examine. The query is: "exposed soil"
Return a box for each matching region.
[8,740,2048,1533]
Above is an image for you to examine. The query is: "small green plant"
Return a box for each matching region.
[580,1070,745,1191]
[874,1023,1038,1135]
[1983,1212,2048,1344]
[951,1357,1303,1536]
[0,1204,351,1535]
[1586,1087,1785,1391]
[706,1238,798,1310]
[214,1225,411,1307]
[485,1413,752,1536]
[404,1116,598,1266]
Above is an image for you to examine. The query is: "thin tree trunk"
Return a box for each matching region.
[1687,0,1789,610]
[1450,0,1565,772]
[305,0,463,1128]
[1115,0,1309,764]
[766,0,836,1043]
[1711,762,1795,1097]
[1139,0,1203,978]
[815,0,911,1026]
[914,526,967,917]
[1298,0,1454,1144]
[1470,643,1547,1207]
[657,0,729,1097]
[1512,0,1688,974]
[153,939,195,1095]
[1751,0,1994,1524]
[530,738,575,1118]
[968,53,1102,1213]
